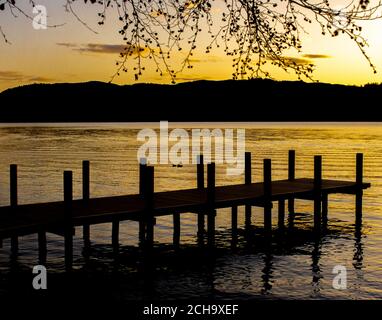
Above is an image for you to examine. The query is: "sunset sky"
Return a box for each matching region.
[0,0,382,92]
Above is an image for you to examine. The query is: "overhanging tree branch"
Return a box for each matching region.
[1,0,381,82]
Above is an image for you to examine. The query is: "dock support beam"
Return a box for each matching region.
[10,164,18,257]
[197,155,205,241]
[207,163,216,247]
[231,206,238,235]
[82,160,90,247]
[314,156,322,232]
[263,159,272,235]
[139,220,146,247]
[139,160,147,247]
[144,166,155,250]
[288,150,295,215]
[64,171,73,272]
[112,164,119,253]
[245,152,252,229]
[356,153,363,225]
[112,219,119,254]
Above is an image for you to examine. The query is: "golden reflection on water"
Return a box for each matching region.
[0,123,381,299]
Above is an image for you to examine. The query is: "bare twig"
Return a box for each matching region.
[1,0,381,81]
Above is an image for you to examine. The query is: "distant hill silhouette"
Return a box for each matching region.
[0,79,381,122]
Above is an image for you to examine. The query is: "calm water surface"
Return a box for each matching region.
[0,123,381,300]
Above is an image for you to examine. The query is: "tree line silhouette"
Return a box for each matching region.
[0,79,381,122]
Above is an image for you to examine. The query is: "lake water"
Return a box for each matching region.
[0,123,381,300]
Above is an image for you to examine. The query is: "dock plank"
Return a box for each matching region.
[0,178,370,238]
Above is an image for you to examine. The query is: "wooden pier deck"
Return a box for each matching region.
[0,151,371,270]
[0,178,370,239]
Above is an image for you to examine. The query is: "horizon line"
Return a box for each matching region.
[1,122,381,129]
[1,78,381,93]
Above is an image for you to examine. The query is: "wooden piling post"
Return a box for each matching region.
[288,150,295,215]
[64,170,73,271]
[356,153,363,224]
[207,163,216,246]
[82,160,90,245]
[139,160,147,246]
[10,165,17,206]
[197,155,204,189]
[263,159,272,235]
[314,156,322,231]
[139,158,147,194]
[173,213,180,247]
[112,218,119,253]
[197,155,205,239]
[144,166,155,250]
[245,152,252,229]
[139,219,146,247]
[10,164,18,256]
[111,158,119,251]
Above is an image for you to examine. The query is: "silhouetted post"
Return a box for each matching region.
[278,199,285,230]
[64,171,73,272]
[82,160,90,246]
[139,159,147,194]
[197,155,205,240]
[314,156,322,232]
[139,160,147,246]
[144,166,155,250]
[10,164,18,256]
[112,219,120,254]
[288,150,295,215]
[173,213,180,247]
[207,163,216,247]
[355,153,363,224]
[10,165,17,205]
[245,152,252,229]
[263,159,272,235]
[111,165,119,253]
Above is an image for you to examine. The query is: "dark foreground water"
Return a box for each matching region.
[0,123,381,300]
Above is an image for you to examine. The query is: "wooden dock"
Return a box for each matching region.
[0,151,370,270]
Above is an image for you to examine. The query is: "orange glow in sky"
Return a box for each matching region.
[0,0,381,92]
